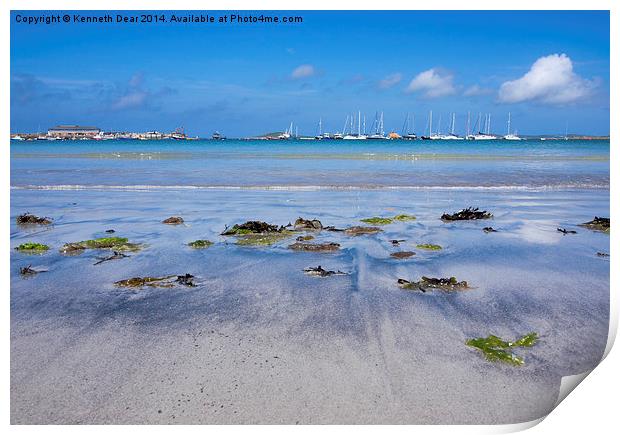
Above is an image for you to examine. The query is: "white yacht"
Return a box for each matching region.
[343,111,367,140]
[503,113,522,140]
[469,113,497,140]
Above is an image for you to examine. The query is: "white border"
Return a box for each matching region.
[3,1,617,434]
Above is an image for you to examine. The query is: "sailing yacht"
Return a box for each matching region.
[402,113,417,140]
[367,112,388,140]
[470,113,497,140]
[421,110,443,140]
[503,112,522,140]
[278,122,293,140]
[440,113,463,140]
[314,118,324,140]
[343,111,367,140]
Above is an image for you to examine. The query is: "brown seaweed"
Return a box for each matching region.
[162,216,184,225]
[16,213,52,225]
[344,226,382,236]
[557,227,577,235]
[441,207,492,221]
[114,273,196,289]
[390,251,416,259]
[93,251,129,265]
[303,265,348,277]
[294,217,323,231]
[398,276,468,293]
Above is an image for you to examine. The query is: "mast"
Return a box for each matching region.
[343,115,349,135]
[451,113,456,135]
[358,111,361,136]
[429,110,433,136]
[488,113,492,134]
[466,111,471,137]
[507,112,511,135]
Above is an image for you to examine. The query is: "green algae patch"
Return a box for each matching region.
[393,214,417,222]
[416,243,442,251]
[188,239,213,249]
[235,231,294,246]
[466,332,539,366]
[360,214,416,225]
[360,217,393,225]
[60,237,143,254]
[15,242,50,253]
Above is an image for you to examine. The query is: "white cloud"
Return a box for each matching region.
[498,54,596,104]
[463,84,493,97]
[290,64,316,79]
[378,72,402,89]
[405,68,455,98]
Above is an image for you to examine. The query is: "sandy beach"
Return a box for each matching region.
[10,181,609,424]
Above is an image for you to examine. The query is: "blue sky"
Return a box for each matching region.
[11,10,609,136]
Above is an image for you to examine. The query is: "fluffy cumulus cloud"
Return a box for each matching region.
[498,54,596,104]
[405,68,455,98]
[290,64,316,79]
[378,72,402,89]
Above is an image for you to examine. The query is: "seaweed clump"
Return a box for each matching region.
[289,242,340,252]
[579,217,610,233]
[416,243,442,251]
[60,237,142,254]
[188,239,213,249]
[294,217,323,231]
[466,332,539,366]
[441,207,492,221]
[344,226,383,236]
[20,265,47,276]
[221,221,281,235]
[16,213,52,225]
[303,265,348,277]
[162,216,184,225]
[390,251,416,259]
[94,251,129,265]
[15,242,50,253]
[398,276,468,293]
[221,220,293,246]
[114,273,196,289]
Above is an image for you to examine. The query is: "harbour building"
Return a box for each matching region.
[47,125,101,139]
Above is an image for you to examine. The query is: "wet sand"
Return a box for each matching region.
[10,188,609,424]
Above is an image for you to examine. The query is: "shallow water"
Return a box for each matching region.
[10,140,610,424]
